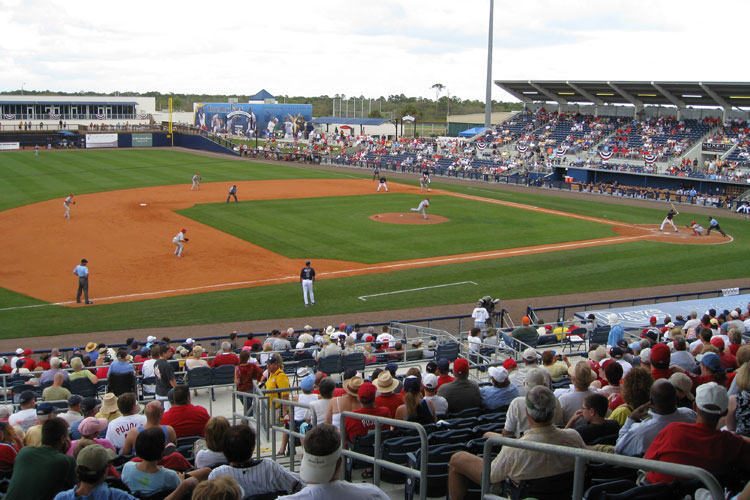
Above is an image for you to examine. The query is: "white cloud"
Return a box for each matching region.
[0,0,747,102]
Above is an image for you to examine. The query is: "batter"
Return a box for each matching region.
[660,208,679,232]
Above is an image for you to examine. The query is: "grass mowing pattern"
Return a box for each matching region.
[0,149,748,338]
[177,194,614,263]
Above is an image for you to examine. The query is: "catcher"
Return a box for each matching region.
[63,193,75,219]
[173,228,189,257]
[686,220,704,236]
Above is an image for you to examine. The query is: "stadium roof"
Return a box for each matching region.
[250,89,275,101]
[494,81,750,108]
[311,117,391,126]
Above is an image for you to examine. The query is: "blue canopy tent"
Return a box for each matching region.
[458,127,487,137]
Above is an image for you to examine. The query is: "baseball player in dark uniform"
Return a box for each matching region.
[226,185,238,203]
[660,208,679,232]
[300,261,315,307]
[73,258,92,304]
[707,216,727,237]
[377,176,388,192]
[373,165,380,181]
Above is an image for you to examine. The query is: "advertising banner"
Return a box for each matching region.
[0,142,20,150]
[132,133,153,147]
[85,133,118,149]
[194,102,312,139]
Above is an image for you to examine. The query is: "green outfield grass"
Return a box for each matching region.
[0,149,747,339]
[177,194,613,263]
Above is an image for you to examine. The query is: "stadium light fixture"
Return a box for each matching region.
[558,92,575,95]
[729,96,750,99]
[522,91,538,95]
[681,94,702,98]
[596,93,614,96]
[637,94,657,97]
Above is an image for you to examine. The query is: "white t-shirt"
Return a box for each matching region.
[472,307,490,325]
[105,414,147,450]
[468,336,482,353]
[305,398,331,426]
[294,394,319,422]
[142,358,157,392]
[9,408,39,432]
[278,480,390,500]
[424,395,449,416]
[195,449,226,469]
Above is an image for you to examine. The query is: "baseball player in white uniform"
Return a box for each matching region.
[63,194,75,218]
[686,220,705,236]
[191,172,201,191]
[410,198,430,219]
[420,171,431,192]
[172,228,188,257]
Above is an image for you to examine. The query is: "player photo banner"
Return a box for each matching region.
[598,150,614,161]
[85,133,118,149]
[194,102,312,139]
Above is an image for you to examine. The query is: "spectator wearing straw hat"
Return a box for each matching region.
[344,382,391,443]
[438,358,481,414]
[373,370,403,418]
[96,393,122,423]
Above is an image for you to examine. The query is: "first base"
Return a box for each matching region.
[139,203,147,207]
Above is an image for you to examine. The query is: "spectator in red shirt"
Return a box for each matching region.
[344,382,390,443]
[212,341,239,368]
[373,371,403,418]
[644,382,750,484]
[243,333,262,350]
[20,349,36,371]
[710,337,738,370]
[160,385,210,438]
[672,352,730,390]
[650,344,672,380]
[728,329,743,356]
[436,358,455,388]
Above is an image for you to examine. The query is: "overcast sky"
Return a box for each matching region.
[1,0,747,102]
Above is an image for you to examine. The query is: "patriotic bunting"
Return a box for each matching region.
[516,143,528,153]
[476,141,487,150]
[3,114,15,120]
[644,154,657,164]
[555,144,569,156]
[598,150,614,161]
[95,113,105,120]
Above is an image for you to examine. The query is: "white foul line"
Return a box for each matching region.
[0,235,647,312]
[358,281,478,301]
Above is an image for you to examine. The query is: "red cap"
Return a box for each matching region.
[710,337,725,349]
[600,358,615,369]
[522,316,531,325]
[651,343,671,367]
[181,228,187,233]
[339,323,346,331]
[503,359,517,370]
[22,349,32,356]
[545,325,553,331]
[453,358,469,375]
[426,198,430,201]
[650,316,657,324]
[358,382,377,402]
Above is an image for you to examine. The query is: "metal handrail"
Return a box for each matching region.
[339,411,429,500]
[269,396,319,472]
[480,435,724,500]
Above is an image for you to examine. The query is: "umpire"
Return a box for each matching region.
[300,260,315,307]
[73,258,92,304]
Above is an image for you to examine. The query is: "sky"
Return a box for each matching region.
[0,0,748,102]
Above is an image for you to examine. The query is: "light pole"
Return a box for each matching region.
[21,82,25,96]
[484,0,494,128]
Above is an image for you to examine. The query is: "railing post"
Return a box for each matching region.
[572,455,586,500]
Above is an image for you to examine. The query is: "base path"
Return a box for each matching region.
[0,179,728,307]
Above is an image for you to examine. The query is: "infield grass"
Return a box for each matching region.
[0,149,748,338]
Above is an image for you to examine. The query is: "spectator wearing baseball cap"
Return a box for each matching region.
[59,395,84,427]
[649,344,672,380]
[437,358,481,414]
[67,417,115,456]
[669,372,695,409]
[70,397,101,440]
[422,373,448,417]
[672,352,730,391]
[394,376,437,424]
[481,367,519,410]
[21,402,58,447]
[344,382,391,443]
[435,358,454,389]
[670,335,698,372]
[504,316,539,350]
[8,390,38,432]
[55,443,134,500]
[644,382,750,484]
[710,336,738,370]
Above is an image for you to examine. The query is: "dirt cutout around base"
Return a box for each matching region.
[370,213,450,225]
[613,224,733,245]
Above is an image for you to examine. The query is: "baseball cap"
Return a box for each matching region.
[521,316,531,325]
[731,310,739,318]
[669,373,694,400]
[425,361,437,374]
[14,348,23,355]
[700,352,724,372]
[645,331,658,342]
[80,397,100,414]
[650,344,670,368]
[710,318,719,326]
[710,337,725,349]
[185,338,194,344]
[695,381,729,414]
[522,348,537,361]
[503,358,517,370]
[18,390,35,405]
[649,316,657,324]
[640,347,652,363]
[36,402,56,416]
[616,339,629,349]
[488,366,509,383]
[453,358,469,375]
[300,441,341,484]
[384,363,398,375]
[146,336,157,343]
[22,349,32,356]
[78,417,108,437]
[609,347,624,359]
[77,444,116,472]
[403,376,421,394]
[297,366,312,378]
[68,395,82,407]
[358,382,377,403]
[423,373,438,389]
[437,358,450,371]
[301,374,315,392]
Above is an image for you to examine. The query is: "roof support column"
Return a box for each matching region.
[607,82,643,118]
[529,82,567,105]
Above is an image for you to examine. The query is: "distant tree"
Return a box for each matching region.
[401,103,418,119]
[368,110,383,118]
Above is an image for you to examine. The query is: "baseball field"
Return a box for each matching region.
[0,148,747,340]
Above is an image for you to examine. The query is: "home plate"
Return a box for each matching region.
[139,203,147,207]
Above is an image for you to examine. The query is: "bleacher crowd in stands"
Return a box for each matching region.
[0,303,748,499]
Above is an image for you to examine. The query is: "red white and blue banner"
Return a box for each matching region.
[3,114,15,120]
[516,143,528,153]
[644,154,657,164]
[95,113,105,120]
[476,140,487,150]
[139,113,149,120]
[555,144,569,156]
[598,150,614,161]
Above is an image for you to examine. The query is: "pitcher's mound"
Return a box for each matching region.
[370,213,450,225]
